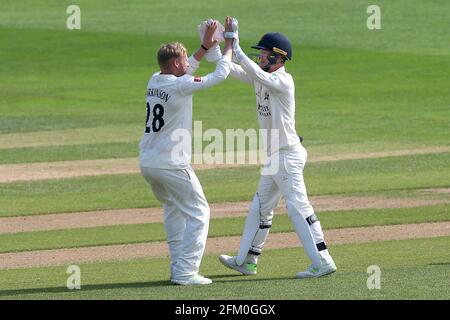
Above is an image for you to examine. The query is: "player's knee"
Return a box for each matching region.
[194,215,209,229]
[202,206,210,221]
[203,204,210,217]
[196,199,210,216]
[305,214,319,226]
[259,218,272,229]
[188,206,210,226]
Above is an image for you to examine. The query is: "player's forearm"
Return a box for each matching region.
[222,38,233,60]
[229,62,253,84]
[209,54,232,83]
[186,55,200,76]
[235,51,262,79]
[204,39,233,83]
[197,55,231,90]
[181,55,232,95]
[192,45,208,63]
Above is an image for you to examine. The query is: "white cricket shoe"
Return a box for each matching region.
[171,274,212,286]
[296,259,337,279]
[218,255,257,275]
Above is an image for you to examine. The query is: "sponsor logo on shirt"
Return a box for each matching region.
[258,104,271,117]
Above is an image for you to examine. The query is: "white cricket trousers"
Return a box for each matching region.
[140,166,210,280]
[237,142,330,268]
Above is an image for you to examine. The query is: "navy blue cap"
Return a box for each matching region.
[251,32,292,60]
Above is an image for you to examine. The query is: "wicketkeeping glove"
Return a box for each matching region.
[224,18,245,62]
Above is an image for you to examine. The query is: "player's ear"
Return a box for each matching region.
[172,57,180,69]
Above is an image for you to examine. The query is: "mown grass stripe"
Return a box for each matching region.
[1,146,450,183]
[0,125,141,150]
[0,205,448,254]
[0,196,448,234]
[0,222,448,270]
[1,152,449,217]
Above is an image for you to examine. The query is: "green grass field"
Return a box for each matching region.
[0,237,449,299]
[0,0,449,300]
[1,153,449,217]
[0,205,448,254]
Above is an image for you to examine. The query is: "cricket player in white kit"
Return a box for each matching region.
[140,19,234,285]
[217,19,337,278]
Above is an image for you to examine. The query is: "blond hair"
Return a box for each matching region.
[157,42,187,68]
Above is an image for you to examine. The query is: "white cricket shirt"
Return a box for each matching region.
[229,54,300,155]
[139,55,231,169]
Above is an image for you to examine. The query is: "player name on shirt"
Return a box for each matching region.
[147,88,170,103]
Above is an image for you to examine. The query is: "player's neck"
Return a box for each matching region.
[160,67,184,77]
[159,67,172,75]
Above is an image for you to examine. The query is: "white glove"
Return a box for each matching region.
[198,19,225,43]
[224,18,239,46]
[198,19,224,62]
[231,17,239,50]
[224,18,245,62]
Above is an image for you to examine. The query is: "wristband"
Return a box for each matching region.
[224,31,236,39]
[201,44,209,51]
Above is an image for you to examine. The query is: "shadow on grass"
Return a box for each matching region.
[209,274,302,283]
[0,280,172,297]
[0,275,302,297]
[428,262,450,266]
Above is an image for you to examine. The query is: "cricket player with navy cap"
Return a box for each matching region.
[214,17,337,279]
